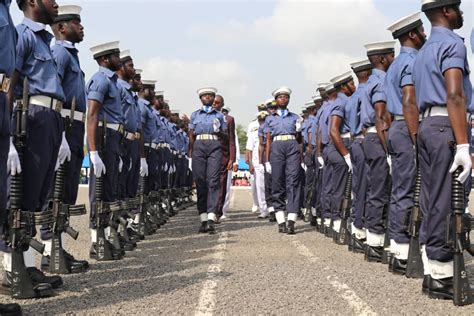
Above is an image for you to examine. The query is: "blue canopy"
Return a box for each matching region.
[82,155,90,168]
[238,158,249,171]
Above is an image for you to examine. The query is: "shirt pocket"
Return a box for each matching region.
[33,52,55,79]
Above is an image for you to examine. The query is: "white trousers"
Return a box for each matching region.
[223,170,233,215]
[254,164,267,214]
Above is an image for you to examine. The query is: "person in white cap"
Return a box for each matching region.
[37,3,90,275]
[412,0,472,302]
[384,12,426,277]
[247,109,269,219]
[359,40,396,262]
[86,40,125,261]
[263,87,303,234]
[188,87,227,234]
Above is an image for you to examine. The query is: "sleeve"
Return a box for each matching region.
[188,112,196,130]
[86,75,108,104]
[245,130,254,151]
[220,113,227,131]
[331,102,344,118]
[52,47,68,80]
[228,116,236,162]
[400,58,415,88]
[441,41,467,74]
[371,81,387,104]
[15,27,28,72]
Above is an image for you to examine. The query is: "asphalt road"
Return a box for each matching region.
[1,187,473,315]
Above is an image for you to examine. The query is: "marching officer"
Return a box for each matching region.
[360,40,395,261]
[86,40,125,260]
[328,71,356,238]
[5,0,67,296]
[188,87,227,234]
[263,87,303,234]
[412,0,472,300]
[346,59,373,252]
[301,100,317,222]
[385,12,426,274]
[40,4,90,273]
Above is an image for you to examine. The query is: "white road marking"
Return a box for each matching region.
[292,240,377,316]
[194,231,229,316]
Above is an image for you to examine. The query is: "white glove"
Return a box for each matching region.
[129,157,133,171]
[118,156,123,173]
[317,156,325,169]
[449,144,472,183]
[386,155,392,175]
[164,162,168,172]
[140,158,148,177]
[296,117,304,132]
[7,138,21,176]
[343,154,352,173]
[213,118,221,132]
[189,158,193,171]
[170,164,175,174]
[57,132,71,166]
[265,162,272,174]
[89,151,106,177]
[301,162,307,171]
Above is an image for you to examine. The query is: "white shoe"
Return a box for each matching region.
[251,205,259,213]
[220,215,227,220]
[258,213,268,219]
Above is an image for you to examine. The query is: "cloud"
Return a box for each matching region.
[141,57,249,115]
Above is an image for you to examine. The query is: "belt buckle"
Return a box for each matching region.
[1,76,11,93]
[82,112,86,123]
[118,124,125,134]
[55,101,63,112]
[135,132,141,140]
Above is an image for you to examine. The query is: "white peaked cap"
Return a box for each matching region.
[422,0,460,12]
[222,106,231,113]
[120,50,132,61]
[264,98,274,105]
[272,86,292,98]
[135,69,143,75]
[364,41,396,56]
[324,83,335,92]
[197,87,218,97]
[305,101,316,108]
[56,5,82,22]
[141,80,156,87]
[350,59,373,73]
[312,93,323,102]
[317,83,331,90]
[330,71,354,88]
[155,90,164,96]
[387,12,423,39]
[90,41,120,59]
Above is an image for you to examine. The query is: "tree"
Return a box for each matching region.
[236,124,247,156]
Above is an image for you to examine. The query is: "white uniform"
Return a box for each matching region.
[222,123,240,217]
[246,119,267,216]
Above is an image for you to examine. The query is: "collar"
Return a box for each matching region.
[337,92,349,100]
[55,40,76,50]
[117,78,132,90]
[22,17,46,32]
[431,26,464,40]
[201,105,216,113]
[357,82,367,89]
[139,97,150,106]
[372,68,386,78]
[400,46,418,55]
[276,109,289,117]
[99,66,116,79]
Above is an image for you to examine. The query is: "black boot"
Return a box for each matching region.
[364,246,383,263]
[310,215,317,227]
[0,303,22,315]
[26,267,63,289]
[41,252,89,274]
[392,258,407,275]
[422,275,431,295]
[352,237,366,254]
[89,242,123,260]
[287,221,296,235]
[198,221,208,233]
[428,277,454,300]
[269,212,276,223]
[1,272,54,299]
[278,223,287,233]
[208,220,216,235]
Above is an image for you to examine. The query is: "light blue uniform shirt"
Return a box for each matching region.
[360,68,387,127]
[151,109,166,144]
[413,26,472,112]
[15,17,65,102]
[52,41,86,112]
[330,92,350,134]
[189,107,227,135]
[310,107,324,146]
[302,115,315,144]
[384,46,418,116]
[347,83,367,136]
[86,66,124,124]
[263,110,299,137]
[318,101,334,145]
[117,78,140,133]
[138,98,156,143]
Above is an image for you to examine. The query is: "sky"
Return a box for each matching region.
[9,0,474,127]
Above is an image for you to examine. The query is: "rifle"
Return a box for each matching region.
[404,142,423,278]
[48,97,87,274]
[446,168,474,306]
[381,177,392,265]
[7,78,46,298]
[337,172,352,245]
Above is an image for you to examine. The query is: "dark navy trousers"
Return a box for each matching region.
[418,116,471,262]
[327,141,350,221]
[192,140,222,215]
[270,139,301,214]
[89,129,121,228]
[350,137,367,230]
[146,146,159,193]
[303,148,316,210]
[363,133,390,235]
[320,145,333,219]
[0,134,8,251]
[387,121,415,244]
[118,139,140,199]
